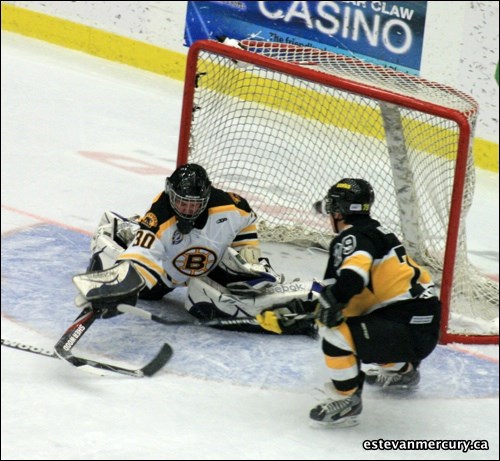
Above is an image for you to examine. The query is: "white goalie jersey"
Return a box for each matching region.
[88,211,322,323]
[116,187,260,290]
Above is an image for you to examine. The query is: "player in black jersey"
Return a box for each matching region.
[258,178,441,427]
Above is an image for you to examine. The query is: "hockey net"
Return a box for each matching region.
[177,39,498,344]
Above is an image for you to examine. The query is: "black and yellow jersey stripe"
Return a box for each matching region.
[324,216,436,317]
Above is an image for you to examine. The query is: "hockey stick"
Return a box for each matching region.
[117,303,316,328]
[2,335,172,377]
[1,338,58,359]
[54,308,172,377]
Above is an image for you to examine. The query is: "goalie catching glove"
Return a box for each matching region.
[73,261,145,319]
[256,299,317,335]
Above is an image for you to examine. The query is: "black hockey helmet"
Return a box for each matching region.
[166,163,211,220]
[325,178,374,215]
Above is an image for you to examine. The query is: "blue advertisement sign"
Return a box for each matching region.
[184,1,428,75]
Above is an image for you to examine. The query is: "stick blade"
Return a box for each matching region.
[141,343,173,377]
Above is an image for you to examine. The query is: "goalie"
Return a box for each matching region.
[74,163,318,336]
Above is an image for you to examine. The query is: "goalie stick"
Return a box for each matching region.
[53,262,172,377]
[53,308,172,377]
[2,335,172,377]
[1,338,58,358]
[117,304,316,328]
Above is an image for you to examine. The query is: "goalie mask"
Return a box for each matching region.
[325,178,374,216]
[166,164,212,221]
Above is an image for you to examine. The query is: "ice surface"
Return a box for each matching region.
[1,32,498,460]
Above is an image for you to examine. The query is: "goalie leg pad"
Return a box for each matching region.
[185,277,322,336]
[208,247,280,294]
[89,232,124,271]
[89,211,141,271]
[187,277,251,318]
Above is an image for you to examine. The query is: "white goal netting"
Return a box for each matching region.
[179,39,498,342]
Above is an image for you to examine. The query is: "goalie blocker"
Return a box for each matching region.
[73,261,145,319]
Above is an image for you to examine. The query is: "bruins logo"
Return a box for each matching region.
[173,247,217,276]
[228,192,242,204]
[139,212,158,229]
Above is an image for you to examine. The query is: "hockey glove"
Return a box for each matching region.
[91,300,122,319]
[91,293,138,319]
[256,299,316,336]
[256,310,285,334]
[317,286,346,328]
[75,292,138,319]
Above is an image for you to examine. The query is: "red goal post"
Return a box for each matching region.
[177,39,498,345]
